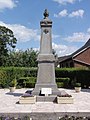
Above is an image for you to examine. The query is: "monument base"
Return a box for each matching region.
[36,95,57,102]
[32,83,60,96]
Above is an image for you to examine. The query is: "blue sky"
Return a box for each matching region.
[0,0,90,56]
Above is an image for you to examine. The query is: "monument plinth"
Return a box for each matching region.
[32,9,60,95]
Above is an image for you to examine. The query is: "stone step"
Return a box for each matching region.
[36,95,57,102]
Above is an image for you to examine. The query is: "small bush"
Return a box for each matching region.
[75,83,81,87]
[9,79,17,87]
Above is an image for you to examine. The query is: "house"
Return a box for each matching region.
[58,39,90,68]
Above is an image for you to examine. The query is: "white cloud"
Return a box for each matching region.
[69,9,84,18]
[52,42,77,56]
[53,0,75,5]
[32,42,78,57]
[53,0,82,5]
[54,9,68,17]
[87,28,90,33]
[64,30,90,42]
[52,34,60,39]
[33,48,39,52]
[0,21,60,43]
[0,21,40,42]
[54,9,84,18]
[0,0,17,11]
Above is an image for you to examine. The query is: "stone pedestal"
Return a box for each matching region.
[36,95,57,102]
[32,9,60,96]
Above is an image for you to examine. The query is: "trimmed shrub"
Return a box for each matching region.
[24,81,35,88]
[0,67,90,88]
[17,77,36,88]
[0,67,37,79]
[56,68,90,88]
[55,68,77,79]
[0,67,37,88]
[56,77,70,88]
[0,70,8,88]
[57,82,64,88]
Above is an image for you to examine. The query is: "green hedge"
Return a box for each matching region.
[0,67,90,88]
[24,81,35,88]
[0,67,37,88]
[56,77,70,88]
[17,77,70,88]
[0,67,37,79]
[56,68,90,88]
[0,70,8,88]
[17,77,36,88]
[57,82,64,88]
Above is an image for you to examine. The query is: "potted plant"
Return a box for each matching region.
[9,78,17,92]
[75,83,81,92]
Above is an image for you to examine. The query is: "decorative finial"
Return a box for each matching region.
[43,9,49,19]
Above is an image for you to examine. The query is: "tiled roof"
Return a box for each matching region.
[59,39,90,62]
[71,38,90,57]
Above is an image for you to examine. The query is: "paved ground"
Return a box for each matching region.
[0,88,90,119]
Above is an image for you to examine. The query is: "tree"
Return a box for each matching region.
[5,48,38,67]
[0,26,17,66]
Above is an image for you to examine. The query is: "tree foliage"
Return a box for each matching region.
[0,26,17,66]
[5,48,38,67]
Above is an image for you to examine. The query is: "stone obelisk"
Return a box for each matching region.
[32,9,60,95]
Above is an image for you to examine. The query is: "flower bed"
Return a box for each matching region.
[0,115,89,120]
[57,94,74,104]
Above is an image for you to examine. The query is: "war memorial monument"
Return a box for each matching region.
[32,9,60,96]
[19,9,73,103]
